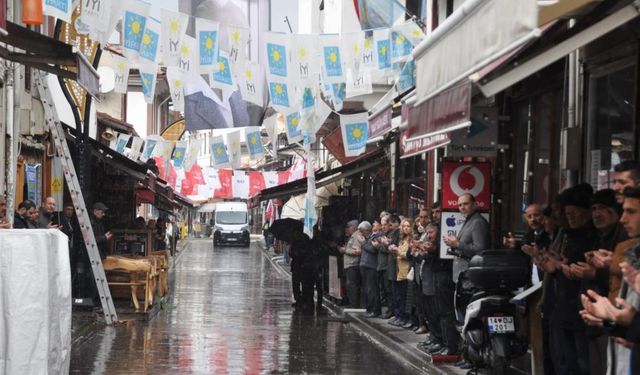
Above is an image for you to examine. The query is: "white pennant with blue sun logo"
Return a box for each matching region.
[196,18,220,74]
[340,112,370,157]
[122,1,150,60]
[210,135,230,167]
[245,127,264,160]
[138,17,161,68]
[320,34,344,84]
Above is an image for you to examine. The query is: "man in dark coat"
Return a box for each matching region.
[90,202,112,259]
[13,200,35,229]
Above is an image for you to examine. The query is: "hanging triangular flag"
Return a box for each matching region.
[346,69,373,98]
[80,0,112,34]
[184,138,203,171]
[373,28,391,71]
[232,171,250,199]
[189,164,206,185]
[114,133,131,154]
[210,135,230,167]
[196,18,220,74]
[395,20,426,46]
[178,35,198,75]
[331,82,346,111]
[262,114,278,157]
[172,140,188,168]
[396,59,415,94]
[360,34,376,71]
[291,34,319,81]
[390,29,413,63]
[245,126,264,160]
[227,26,250,71]
[129,136,144,161]
[264,32,290,80]
[45,0,73,24]
[320,34,345,84]
[340,112,369,157]
[122,0,150,60]
[139,65,157,104]
[211,51,235,91]
[112,54,130,94]
[341,31,365,74]
[263,171,278,189]
[267,80,293,111]
[138,17,161,68]
[239,62,265,107]
[284,110,303,144]
[161,9,188,68]
[226,130,242,169]
[166,67,185,112]
[140,136,161,162]
[90,0,122,48]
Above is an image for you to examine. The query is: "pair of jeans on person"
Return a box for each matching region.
[392,280,408,321]
[361,266,380,315]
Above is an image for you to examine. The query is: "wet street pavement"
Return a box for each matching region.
[70,238,421,374]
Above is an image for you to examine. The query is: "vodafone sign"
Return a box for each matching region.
[442,161,491,210]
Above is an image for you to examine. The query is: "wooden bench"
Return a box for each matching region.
[103,256,154,312]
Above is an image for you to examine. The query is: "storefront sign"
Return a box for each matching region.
[442,161,491,210]
[399,131,450,159]
[406,82,472,141]
[439,212,490,259]
[368,106,392,139]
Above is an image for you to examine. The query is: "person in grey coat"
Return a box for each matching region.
[339,220,362,307]
[443,193,490,284]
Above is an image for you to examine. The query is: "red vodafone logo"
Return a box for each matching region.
[442,162,491,210]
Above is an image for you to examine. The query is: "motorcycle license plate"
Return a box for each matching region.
[487,316,515,333]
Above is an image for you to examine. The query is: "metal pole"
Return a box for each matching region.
[5,0,20,224]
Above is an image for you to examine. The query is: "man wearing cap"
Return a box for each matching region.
[339,220,362,308]
[91,202,112,259]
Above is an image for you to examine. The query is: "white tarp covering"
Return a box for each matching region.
[0,230,71,375]
[413,0,539,105]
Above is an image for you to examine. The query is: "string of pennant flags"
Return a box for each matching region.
[45,0,426,238]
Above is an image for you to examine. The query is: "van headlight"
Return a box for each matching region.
[241,226,249,232]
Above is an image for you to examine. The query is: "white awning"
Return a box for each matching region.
[478,1,640,97]
[412,0,540,106]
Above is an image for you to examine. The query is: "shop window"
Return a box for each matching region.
[588,63,636,178]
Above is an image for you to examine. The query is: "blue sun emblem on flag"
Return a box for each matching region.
[246,131,263,156]
[124,11,146,51]
[323,46,343,77]
[391,31,412,60]
[377,39,390,69]
[141,72,155,97]
[139,28,159,62]
[269,82,290,107]
[302,87,315,109]
[199,31,218,66]
[345,122,368,151]
[267,43,287,77]
[214,55,233,85]
[286,112,302,137]
[211,143,229,165]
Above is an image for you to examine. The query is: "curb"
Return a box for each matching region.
[257,240,461,375]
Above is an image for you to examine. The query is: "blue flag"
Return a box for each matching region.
[210,136,230,167]
[340,113,370,157]
[391,31,413,62]
[269,81,291,108]
[245,127,264,159]
[124,10,147,54]
[267,42,288,77]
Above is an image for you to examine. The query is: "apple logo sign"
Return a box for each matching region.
[446,215,456,227]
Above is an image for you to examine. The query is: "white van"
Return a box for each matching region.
[213,201,250,246]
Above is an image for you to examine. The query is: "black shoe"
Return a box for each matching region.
[434,347,457,356]
[427,344,443,354]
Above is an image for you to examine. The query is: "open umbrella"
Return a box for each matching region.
[268,218,303,243]
[281,195,306,220]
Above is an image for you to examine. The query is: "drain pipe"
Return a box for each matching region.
[5,0,20,225]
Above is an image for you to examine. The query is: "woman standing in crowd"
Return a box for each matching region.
[388,218,413,327]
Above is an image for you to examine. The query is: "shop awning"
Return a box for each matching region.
[259,149,386,202]
[322,126,380,165]
[477,1,640,97]
[405,82,472,142]
[412,0,540,106]
[0,21,99,97]
[198,203,217,213]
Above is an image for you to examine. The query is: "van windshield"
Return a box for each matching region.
[216,211,247,225]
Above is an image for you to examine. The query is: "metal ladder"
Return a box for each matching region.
[34,71,118,324]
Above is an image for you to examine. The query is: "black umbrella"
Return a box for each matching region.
[269,218,303,243]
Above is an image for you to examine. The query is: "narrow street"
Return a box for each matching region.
[70,239,420,374]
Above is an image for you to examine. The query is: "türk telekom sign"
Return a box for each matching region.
[442,161,491,210]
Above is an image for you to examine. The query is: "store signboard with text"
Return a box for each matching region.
[442,161,491,210]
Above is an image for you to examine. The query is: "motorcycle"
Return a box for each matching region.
[457,249,530,374]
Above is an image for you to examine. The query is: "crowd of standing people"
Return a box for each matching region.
[279,160,640,374]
